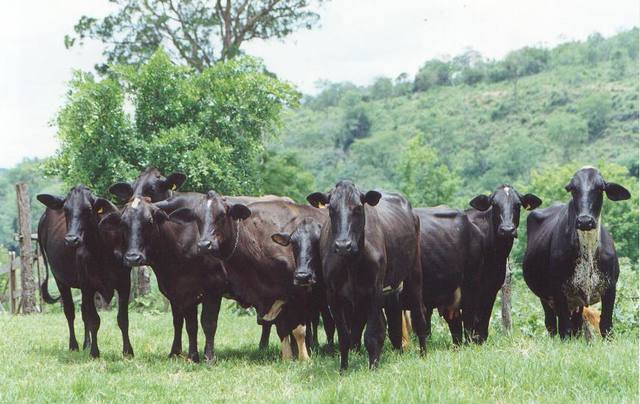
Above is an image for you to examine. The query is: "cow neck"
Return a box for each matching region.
[565,200,581,248]
[221,219,243,264]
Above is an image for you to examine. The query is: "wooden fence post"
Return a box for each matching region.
[16,183,37,314]
[501,259,513,333]
[9,251,17,314]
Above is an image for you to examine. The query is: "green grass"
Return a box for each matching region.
[0,273,637,403]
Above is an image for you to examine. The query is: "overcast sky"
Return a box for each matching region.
[1,0,638,169]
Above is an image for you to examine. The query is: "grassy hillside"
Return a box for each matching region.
[272,30,638,196]
[0,269,637,402]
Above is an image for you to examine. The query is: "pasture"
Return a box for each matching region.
[1,270,637,403]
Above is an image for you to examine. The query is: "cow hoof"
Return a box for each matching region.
[90,350,100,359]
[205,354,217,364]
[168,351,183,359]
[123,348,134,358]
[188,353,200,363]
[69,342,79,352]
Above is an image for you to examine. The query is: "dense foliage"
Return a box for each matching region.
[271,28,639,263]
[49,50,299,196]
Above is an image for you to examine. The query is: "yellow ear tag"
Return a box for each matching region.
[96,207,104,214]
[318,202,325,208]
[171,184,177,191]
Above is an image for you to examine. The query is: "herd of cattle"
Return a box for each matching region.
[35,166,631,371]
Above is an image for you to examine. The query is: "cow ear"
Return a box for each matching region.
[169,208,196,224]
[307,192,329,208]
[469,195,492,211]
[271,232,291,246]
[362,190,382,206]
[99,212,121,231]
[564,182,573,192]
[37,194,64,210]
[605,182,631,201]
[153,208,169,224]
[520,194,543,211]
[164,172,187,191]
[93,198,116,218]
[109,182,133,201]
[229,204,251,220]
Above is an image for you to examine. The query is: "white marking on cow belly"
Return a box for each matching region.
[263,299,286,321]
[504,186,510,196]
[564,218,604,309]
[449,287,461,310]
[131,197,141,209]
[207,200,212,209]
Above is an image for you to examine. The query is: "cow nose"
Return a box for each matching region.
[334,239,353,255]
[124,252,144,266]
[498,225,516,237]
[198,240,213,253]
[294,271,313,286]
[577,215,596,231]
[64,235,81,248]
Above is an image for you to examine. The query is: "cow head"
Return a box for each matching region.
[99,196,169,266]
[307,180,381,257]
[37,186,114,249]
[469,185,542,239]
[565,167,630,231]
[109,167,186,203]
[168,191,251,259]
[271,218,323,287]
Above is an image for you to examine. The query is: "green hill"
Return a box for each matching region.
[271,29,638,195]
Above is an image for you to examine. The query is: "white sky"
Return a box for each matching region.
[0,0,638,168]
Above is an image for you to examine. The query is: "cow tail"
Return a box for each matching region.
[38,237,60,304]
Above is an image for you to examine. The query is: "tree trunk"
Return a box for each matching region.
[16,183,37,314]
[501,259,513,333]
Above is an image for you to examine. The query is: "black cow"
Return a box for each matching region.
[271,215,336,350]
[37,185,133,358]
[307,181,427,370]
[464,185,542,342]
[414,207,478,345]
[99,195,228,362]
[523,167,630,338]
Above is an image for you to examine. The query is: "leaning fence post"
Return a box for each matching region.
[16,183,37,314]
[501,259,513,333]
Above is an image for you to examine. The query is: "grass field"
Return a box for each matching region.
[0,272,637,403]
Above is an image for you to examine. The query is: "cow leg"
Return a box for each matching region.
[328,296,351,372]
[461,287,477,343]
[321,305,336,349]
[350,301,367,351]
[259,322,272,350]
[364,294,386,370]
[541,299,557,337]
[82,322,91,351]
[570,306,584,337]
[292,324,310,361]
[81,290,101,358]
[200,293,221,363]
[184,304,200,363]
[59,284,79,351]
[600,285,616,338]
[406,287,428,355]
[310,310,320,350]
[275,320,293,360]
[384,293,403,351]
[169,302,184,357]
[116,282,134,357]
[424,306,433,339]
[554,295,571,339]
[445,312,463,345]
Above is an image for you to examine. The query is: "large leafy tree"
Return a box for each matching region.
[48,49,299,196]
[66,0,326,72]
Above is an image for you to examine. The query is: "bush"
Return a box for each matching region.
[579,93,611,140]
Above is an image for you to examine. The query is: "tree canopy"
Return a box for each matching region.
[66,0,326,72]
[48,49,299,196]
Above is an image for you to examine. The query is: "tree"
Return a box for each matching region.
[48,49,299,196]
[579,93,611,140]
[413,60,451,92]
[66,0,326,72]
[370,77,394,100]
[334,92,370,151]
[260,150,314,202]
[396,135,461,206]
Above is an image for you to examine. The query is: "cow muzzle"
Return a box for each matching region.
[197,238,219,255]
[124,251,146,266]
[334,239,356,256]
[497,224,517,238]
[293,271,315,287]
[576,215,596,231]
[64,234,82,248]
